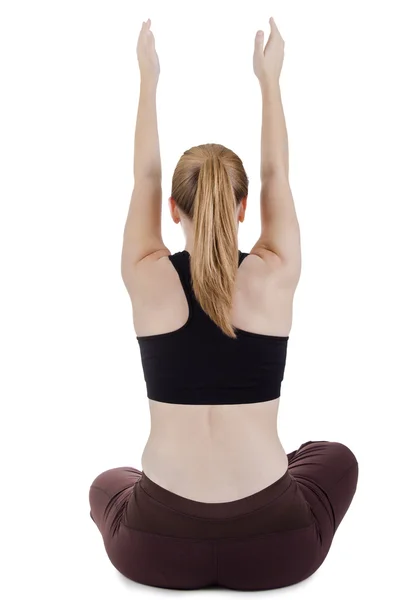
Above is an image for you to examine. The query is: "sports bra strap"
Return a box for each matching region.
[238,251,249,266]
[168,251,195,310]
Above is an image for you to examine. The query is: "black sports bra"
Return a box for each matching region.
[136,250,289,405]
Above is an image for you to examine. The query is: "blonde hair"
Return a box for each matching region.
[171,143,249,338]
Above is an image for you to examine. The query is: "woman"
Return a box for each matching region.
[89,18,358,590]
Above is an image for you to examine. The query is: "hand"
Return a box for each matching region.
[137,19,160,87]
[253,17,285,85]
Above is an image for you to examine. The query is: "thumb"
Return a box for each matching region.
[269,17,280,36]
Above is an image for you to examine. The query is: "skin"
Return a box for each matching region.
[120,18,301,502]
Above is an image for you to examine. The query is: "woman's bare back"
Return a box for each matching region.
[128,251,295,502]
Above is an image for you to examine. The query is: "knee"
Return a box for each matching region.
[328,442,358,470]
[89,466,128,495]
[89,472,114,527]
[89,466,142,503]
[90,468,114,492]
[299,440,358,469]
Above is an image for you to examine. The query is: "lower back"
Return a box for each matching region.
[141,398,288,502]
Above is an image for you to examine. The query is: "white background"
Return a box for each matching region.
[1,0,396,597]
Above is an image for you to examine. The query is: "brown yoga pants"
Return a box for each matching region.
[89,440,359,590]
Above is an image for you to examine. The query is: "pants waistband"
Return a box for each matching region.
[138,469,292,519]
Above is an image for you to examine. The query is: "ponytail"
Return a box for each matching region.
[191,155,239,338]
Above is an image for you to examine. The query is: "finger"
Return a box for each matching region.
[255,30,264,50]
[140,19,152,41]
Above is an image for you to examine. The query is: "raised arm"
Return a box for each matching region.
[251,18,301,286]
[121,20,169,285]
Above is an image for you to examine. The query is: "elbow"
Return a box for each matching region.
[261,165,289,185]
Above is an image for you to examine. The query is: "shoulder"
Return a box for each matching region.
[236,250,300,316]
[122,249,181,303]
[242,248,301,292]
